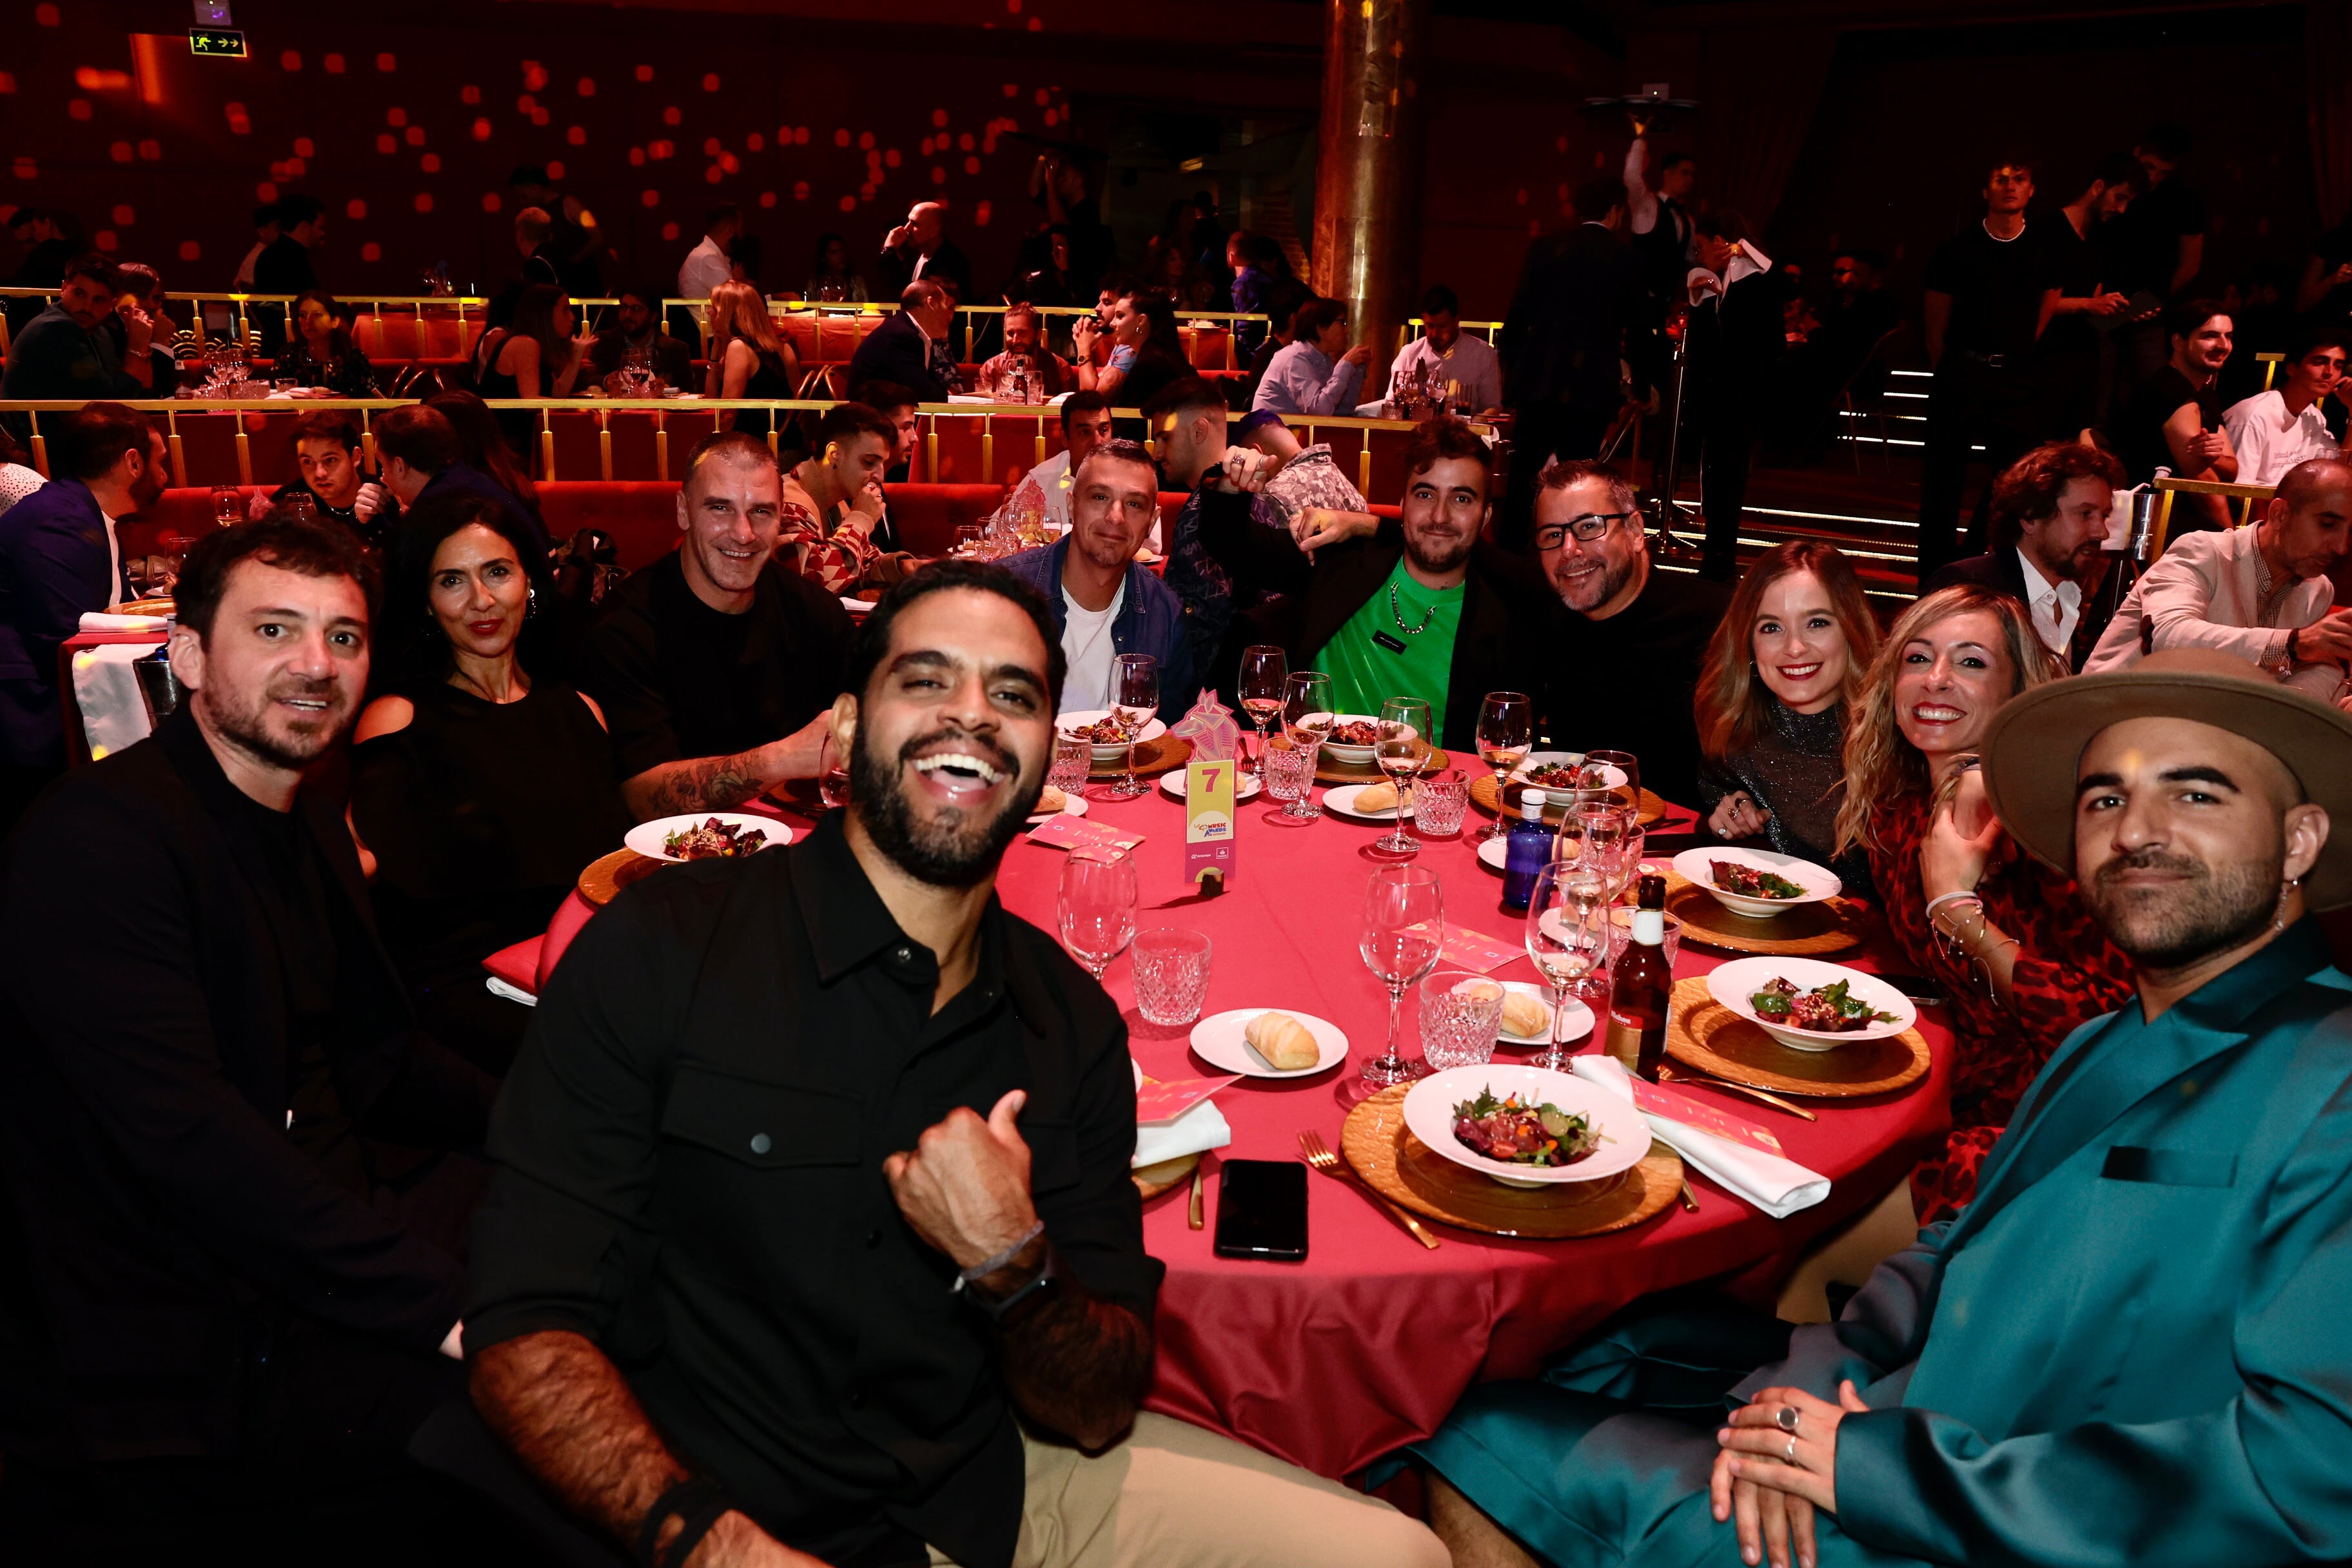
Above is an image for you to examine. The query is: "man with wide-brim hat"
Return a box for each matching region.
[1417,649,2352,1568]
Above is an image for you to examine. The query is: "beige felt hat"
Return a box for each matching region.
[1980,648,2352,911]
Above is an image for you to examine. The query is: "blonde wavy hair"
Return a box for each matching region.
[1695,541,1881,763]
[1833,583,2063,858]
[706,279,787,357]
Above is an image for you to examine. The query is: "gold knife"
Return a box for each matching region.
[1658,1064,1817,1122]
[1188,1161,1206,1230]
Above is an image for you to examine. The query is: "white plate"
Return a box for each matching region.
[1403,1064,1652,1188]
[1189,1008,1349,1078]
[1476,835,1511,872]
[1324,782,1415,821]
[1706,955,1917,1053]
[1026,791,1089,824]
[1317,713,1384,767]
[1482,978,1595,1046]
[1671,847,1841,920]
[625,812,794,863]
[1158,769,1262,803]
[1059,709,1168,761]
[1511,752,1627,792]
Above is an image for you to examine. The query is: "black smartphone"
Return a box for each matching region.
[1213,1159,1309,1262]
[1876,972,1949,1006]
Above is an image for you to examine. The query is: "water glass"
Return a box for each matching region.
[1419,971,1504,1072]
[1057,847,1137,981]
[1277,671,1334,821]
[1133,927,1213,1026]
[1106,653,1158,800]
[1264,737,1317,819]
[1373,696,1432,857]
[1049,734,1093,796]
[1525,860,1609,1072]
[211,485,243,528]
[953,524,986,558]
[1607,906,1683,972]
[1474,691,1532,842]
[1360,864,1443,1086]
[817,730,850,810]
[1413,769,1469,838]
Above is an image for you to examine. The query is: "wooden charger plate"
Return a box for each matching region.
[1667,979,1929,1099]
[1660,868,1865,957]
[578,847,663,909]
[1089,733,1193,781]
[1340,1084,1682,1239]
[1468,774,1667,828]
[1313,745,1451,788]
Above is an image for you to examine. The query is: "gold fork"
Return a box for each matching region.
[1298,1131,1441,1250]
[1655,1063,1817,1122]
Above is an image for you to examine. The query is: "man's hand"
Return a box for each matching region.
[1071,318,1098,354]
[121,300,154,350]
[1212,447,1271,495]
[2188,427,2233,467]
[2294,610,2352,667]
[353,482,387,523]
[1710,791,1771,840]
[1340,343,1373,369]
[1295,507,1378,557]
[884,222,916,251]
[2088,291,2131,317]
[883,1089,1039,1280]
[1710,1382,1868,1568]
[689,1512,832,1568]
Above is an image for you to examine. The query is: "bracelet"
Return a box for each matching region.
[950,1219,1046,1294]
[1923,890,1983,926]
[636,1475,730,1568]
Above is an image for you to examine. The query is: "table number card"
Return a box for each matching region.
[1026,814,1144,854]
[1183,758,1237,888]
[1630,1081,1785,1155]
[1135,1075,1240,1124]
[1404,920,1519,973]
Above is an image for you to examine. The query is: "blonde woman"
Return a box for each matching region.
[1692,540,1880,894]
[704,279,801,436]
[1836,583,2135,1220]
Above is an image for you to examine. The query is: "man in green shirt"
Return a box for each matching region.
[1193,417,1553,750]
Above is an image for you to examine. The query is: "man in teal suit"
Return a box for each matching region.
[1418,647,2352,1568]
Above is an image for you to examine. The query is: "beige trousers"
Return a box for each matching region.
[927,1412,1447,1568]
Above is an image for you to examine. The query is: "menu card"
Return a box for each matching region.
[1629,1079,1785,1155]
[1182,758,1237,887]
[1026,814,1144,854]
[1404,920,1520,974]
[1135,1074,1239,1124]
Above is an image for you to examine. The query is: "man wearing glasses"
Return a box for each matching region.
[1536,458,1731,807]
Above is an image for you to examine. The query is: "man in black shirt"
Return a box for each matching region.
[1682,212,1783,582]
[1536,458,1732,808]
[579,430,858,819]
[587,284,696,393]
[1916,156,2063,582]
[466,562,1444,1568]
[251,409,395,551]
[252,194,325,357]
[2105,297,2238,533]
[2106,124,2208,395]
[2039,154,2141,436]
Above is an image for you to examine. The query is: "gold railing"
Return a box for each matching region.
[2149,475,2275,555]
[1395,317,1504,349]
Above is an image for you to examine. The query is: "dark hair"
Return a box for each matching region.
[1419,284,1460,317]
[291,288,355,360]
[0,424,26,467]
[275,194,325,226]
[615,282,662,311]
[1694,211,1750,244]
[1060,389,1110,429]
[2285,323,2350,364]
[682,427,780,480]
[1536,455,1638,514]
[818,401,897,452]
[729,231,763,286]
[55,402,154,482]
[508,282,573,364]
[2086,152,2140,194]
[113,262,162,301]
[2140,123,2193,163]
[1096,270,1139,299]
[509,163,549,186]
[812,230,848,273]
[846,559,1066,713]
[1139,377,1226,427]
[1072,436,1157,493]
[856,379,918,415]
[175,512,374,643]
[1122,289,1179,351]
[2163,296,2228,343]
[1400,416,1494,489]
[704,202,740,230]
[1291,296,1347,342]
[1573,175,1625,222]
[251,201,280,228]
[373,404,461,475]
[1835,246,1890,273]
[289,409,363,453]
[381,495,545,690]
[1657,151,1695,176]
[1984,153,2035,182]
[59,253,120,292]
[1988,442,2127,549]
[424,389,538,507]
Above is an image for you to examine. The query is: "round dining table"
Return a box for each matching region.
[534,767,1953,1484]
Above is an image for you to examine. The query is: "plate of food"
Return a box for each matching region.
[1705,956,1916,1052]
[1323,781,1415,821]
[1402,1064,1651,1188]
[1188,1008,1349,1078]
[1507,752,1627,794]
[625,813,794,863]
[1671,847,1841,920]
[1158,769,1262,803]
[1318,715,1386,767]
[1025,785,1088,823]
[1059,709,1169,763]
[1465,978,1594,1047]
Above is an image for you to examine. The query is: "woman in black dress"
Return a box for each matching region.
[705,279,803,438]
[275,290,382,396]
[349,495,633,1073]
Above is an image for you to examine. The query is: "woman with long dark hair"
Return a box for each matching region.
[1071,288,1187,407]
[424,387,544,531]
[275,290,380,396]
[804,231,868,302]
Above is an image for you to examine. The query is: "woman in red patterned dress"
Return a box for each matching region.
[1836,583,2137,1222]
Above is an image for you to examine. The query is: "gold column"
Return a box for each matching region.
[1310,0,1432,369]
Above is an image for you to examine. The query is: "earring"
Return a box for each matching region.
[2275,874,2302,933]
[525,587,538,620]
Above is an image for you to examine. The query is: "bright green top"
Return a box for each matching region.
[1313,558,1464,736]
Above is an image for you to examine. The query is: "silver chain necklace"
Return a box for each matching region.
[1388,580,1436,636]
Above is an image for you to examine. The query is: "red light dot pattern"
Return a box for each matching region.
[701,73,720,92]
[963,156,980,175]
[462,84,481,105]
[110,142,133,163]
[481,192,502,213]
[794,181,810,201]
[576,77,595,97]
[324,53,345,73]
[567,126,585,145]
[858,132,876,150]
[1,75,21,93]
[523,63,549,92]
[834,128,851,147]
[957,132,974,152]
[635,64,654,83]
[974,199,992,225]
[705,166,723,184]
[702,137,721,156]
[377,53,397,72]
[179,240,201,260]
[34,4,59,24]
[746,133,763,152]
[280,50,302,72]
[112,204,134,225]
[517,93,536,113]
[545,160,565,179]
[793,126,810,144]
[413,193,433,212]
[137,138,159,159]
[531,108,551,126]
[12,157,37,179]
[920,137,933,155]
[255,179,277,201]
[932,108,950,127]
[930,166,946,185]
[758,190,776,208]
[421,153,442,172]
[68,100,92,121]
[362,241,382,261]
[1034,88,1050,106]
[404,125,426,146]
[387,106,407,126]
[640,188,660,207]
[472,118,492,141]
[1002,83,1017,97]
[838,195,856,212]
[94,230,117,251]
[661,221,680,240]
[294,137,315,157]
[346,199,367,219]
[1042,107,1057,126]
[663,106,681,126]
[628,147,645,166]
[377,133,397,155]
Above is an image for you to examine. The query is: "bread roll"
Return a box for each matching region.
[1498,991,1548,1039]
[1355,780,1408,814]
[1036,785,1067,815]
[1244,1010,1320,1071]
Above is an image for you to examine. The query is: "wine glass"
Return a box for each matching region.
[1372,696,1432,857]
[1277,671,1333,821]
[1525,860,1609,1072]
[1582,749,1640,815]
[1057,847,1137,981]
[1474,691,1532,843]
[1358,864,1442,1086]
[1237,645,1287,779]
[818,730,850,810]
[211,485,243,528]
[1106,653,1157,799]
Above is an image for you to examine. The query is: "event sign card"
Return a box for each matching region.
[1630,1080,1785,1156]
[1402,920,1518,974]
[1027,814,1143,855]
[1183,758,1237,887]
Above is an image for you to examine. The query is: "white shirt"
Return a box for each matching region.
[2220,389,2342,487]
[677,235,732,300]
[0,462,46,519]
[2084,524,2344,700]
[100,509,123,606]
[2016,547,2082,655]
[1387,332,1502,413]
[1059,575,1126,712]
[233,240,268,289]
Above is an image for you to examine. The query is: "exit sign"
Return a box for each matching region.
[188,27,247,57]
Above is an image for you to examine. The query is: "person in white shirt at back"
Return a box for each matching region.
[1004,392,1115,536]
[232,202,279,289]
[2222,328,2346,486]
[676,204,739,339]
[1386,284,1502,414]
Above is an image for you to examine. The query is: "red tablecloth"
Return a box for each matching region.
[524,781,1950,1482]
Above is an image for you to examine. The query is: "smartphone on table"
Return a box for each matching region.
[1212,1159,1309,1262]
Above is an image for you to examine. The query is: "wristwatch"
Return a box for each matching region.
[968,1241,1062,1326]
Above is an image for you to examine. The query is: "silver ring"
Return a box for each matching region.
[1776,1406,1800,1435]
[1785,1435,1798,1464]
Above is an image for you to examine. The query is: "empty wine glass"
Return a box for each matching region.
[1372,696,1432,857]
[1474,691,1532,842]
[1277,671,1333,821]
[1525,859,1609,1072]
[818,729,850,810]
[1359,863,1442,1086]
[210,485,243,528]
[1057,847,1137,982]
[1237,645,1287,779]
[1582,749,1640,814]
[1106,653,1157,799]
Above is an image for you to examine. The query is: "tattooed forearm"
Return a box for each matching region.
[624,751,770,819]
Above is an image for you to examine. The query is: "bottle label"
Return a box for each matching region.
[1604,1012,1643,1073]
[1632,909,1663,945]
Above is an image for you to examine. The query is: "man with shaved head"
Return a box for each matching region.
[879,199,973,303]
[2087,456,2352,706]
[849,278,954,403]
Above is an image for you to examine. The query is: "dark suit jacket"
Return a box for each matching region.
[1921,549,2112,673]
[876,237,973,306]
[1500,222,1643,412]
[0,710,495,1460]
[1197,489,1554,752]
[1685,270,1785,409]
[0,476,121,770]
[846,311,948,403]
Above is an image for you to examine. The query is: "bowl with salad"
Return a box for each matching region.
[1402,1064,1652,1188]
[1670,847,1842,920]
[1706,956,1916,1052]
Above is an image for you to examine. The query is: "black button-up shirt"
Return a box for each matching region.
[467,813,1157,1568]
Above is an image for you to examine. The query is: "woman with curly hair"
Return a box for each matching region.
[1836,583,2136,1221]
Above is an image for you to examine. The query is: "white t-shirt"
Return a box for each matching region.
[2222,389,2342,487]
[1059,576,1126,713]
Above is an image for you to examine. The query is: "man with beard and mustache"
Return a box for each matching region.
[1535,458,1732,807]
[0,516,504,1556]
[1193,415,1551,750]
[463,562,1446,1568]
[1923,442,2128,671]
[1416,647,2352,1568]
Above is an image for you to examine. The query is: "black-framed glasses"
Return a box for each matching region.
[1534,511,1637,550]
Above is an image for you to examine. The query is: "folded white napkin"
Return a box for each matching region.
[485,976,539,1008]
[1570,1055,1829,1219]
[1133,1099,1232,1169]
[70,642,162,761]
[81,612,172,632]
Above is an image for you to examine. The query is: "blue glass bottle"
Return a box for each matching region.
[1500,789,1551,912]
